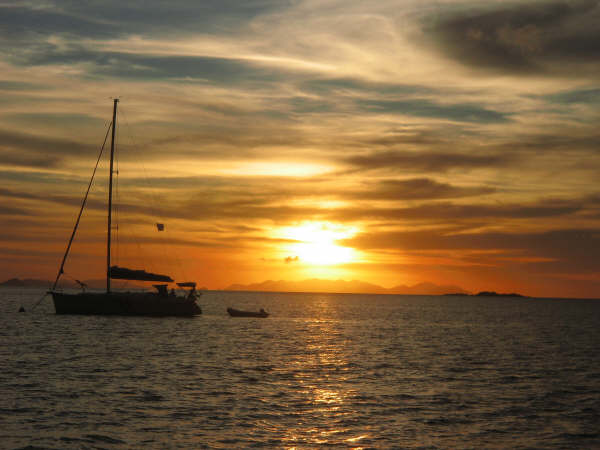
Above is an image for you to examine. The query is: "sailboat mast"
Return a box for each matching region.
[107,98,118,293]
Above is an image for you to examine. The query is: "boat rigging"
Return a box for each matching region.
[48,99,202,316]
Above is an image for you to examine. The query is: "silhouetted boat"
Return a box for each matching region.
[49,99,202,316]
[227,307,269,318]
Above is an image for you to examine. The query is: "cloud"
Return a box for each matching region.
[544,88,600,105]
[301,78,438,98]
[0,245,61,259]
[0,2,286,41]
[334,198,584,222]
[11,47,291,85]
[0,80,46,91]
[0,5,119,41]
[0,205,31,216]
[0,187,107,212]
[349,178,495,200]
[0,187,42,201]
[343,150,516,173]
[0,128,95,168]
[0,151,61,169]
[424,0,600,76]
[357,98,509,123]
[345,227,600,274]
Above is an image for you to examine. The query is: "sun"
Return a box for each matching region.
[278,221,358,265]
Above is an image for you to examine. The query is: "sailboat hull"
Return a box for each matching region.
[51,291,202,317]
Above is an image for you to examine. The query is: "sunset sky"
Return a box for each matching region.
[1,0,599,298]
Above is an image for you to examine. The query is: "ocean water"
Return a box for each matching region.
[1,289,599,449]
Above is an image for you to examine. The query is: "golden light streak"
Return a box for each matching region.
[222,161,333,177]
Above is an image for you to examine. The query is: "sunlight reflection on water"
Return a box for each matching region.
[1,289,600,448]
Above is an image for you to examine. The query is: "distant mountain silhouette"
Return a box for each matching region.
[225,279,469,295]
[3,277,468,295]
[0,278,50,288]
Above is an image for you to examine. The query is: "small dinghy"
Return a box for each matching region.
[227,307,269,318]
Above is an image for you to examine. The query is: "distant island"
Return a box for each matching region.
[225,279,469,295]
[0,278,51,288]
[445,291,527,298]
[475,291,527,298]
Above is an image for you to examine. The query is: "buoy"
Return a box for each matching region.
[18,306,25,312]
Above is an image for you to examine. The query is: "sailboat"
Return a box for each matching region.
[49,99,202,316]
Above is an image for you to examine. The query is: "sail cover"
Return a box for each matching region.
[110,266,174,282]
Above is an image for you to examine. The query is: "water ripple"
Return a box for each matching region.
[1,290,600,447]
